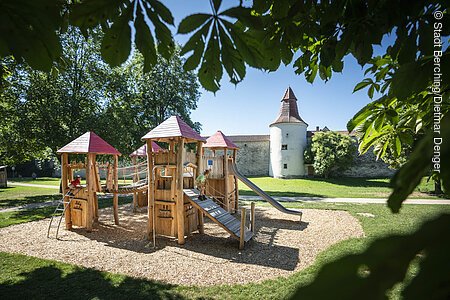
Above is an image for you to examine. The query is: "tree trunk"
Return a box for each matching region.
[434,179,443,195]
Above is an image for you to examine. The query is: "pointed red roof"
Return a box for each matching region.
[57,132,121,155]
[204,131,239,149]
[129,142,164,157]
[271,87,308,126]
[142,116,206,142]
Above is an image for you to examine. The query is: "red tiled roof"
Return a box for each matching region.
[271,87,308,126]
[142,116,206,142]
[57,132,121,155]
[203,131,239,149]
[129,142,164,157]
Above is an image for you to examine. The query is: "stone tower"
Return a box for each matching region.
[269,87,308,178]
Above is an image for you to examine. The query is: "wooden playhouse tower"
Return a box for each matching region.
[129,142,164,209]
[203,131,239,213]
[56,132,121,232]
[143,116,206,245]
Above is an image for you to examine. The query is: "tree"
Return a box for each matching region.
[0,27,201,164]
[1,1,449,298]
[308,132,356,178]
[97,49,201,154]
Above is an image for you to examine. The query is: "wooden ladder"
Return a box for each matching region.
[47,188,80,239]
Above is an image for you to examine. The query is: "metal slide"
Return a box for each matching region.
[228,162,303,220]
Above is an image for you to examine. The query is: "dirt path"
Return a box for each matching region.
[8,182,59,189]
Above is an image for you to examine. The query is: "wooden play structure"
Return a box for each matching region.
[129,142,164,210]
[143,116,254,248]
[50,132,122,235]
[0,165,7,188]
[48,116,303,249]
[202,131,240,213]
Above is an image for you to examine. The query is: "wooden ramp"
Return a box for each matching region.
[184,189,253,243]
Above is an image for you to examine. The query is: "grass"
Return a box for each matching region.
[0,201,449,299]
[0,186,60,205]
[238,176,445,199]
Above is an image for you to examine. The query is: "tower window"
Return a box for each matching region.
[283,164,288,169]
[281,144,288,150]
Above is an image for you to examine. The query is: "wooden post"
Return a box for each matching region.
[176,138,185,245]
[146,139,154,240]
[223,148,229,212]
[132,156,137,211]
[239,207,246,250]
[233,149,239,212]
[113,155,119,225]
[196,141,204,234]
[250,202,255,232]
[86,154,93,232]
[61,153,72,230]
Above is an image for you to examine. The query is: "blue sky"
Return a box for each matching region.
[163,0,376,135]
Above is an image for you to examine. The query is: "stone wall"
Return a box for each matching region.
[339,150,396,178]
[229,135,396,178]
[233,141,270,176]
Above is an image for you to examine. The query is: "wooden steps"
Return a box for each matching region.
[184,189,253,243]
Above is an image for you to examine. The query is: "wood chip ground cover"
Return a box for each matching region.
[0,205,363,286]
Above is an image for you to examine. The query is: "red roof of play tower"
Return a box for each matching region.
[142,116,205,142]
[204,131,239,149]
[271,87,308,126]
[129,142,164,157]
[57,132,121,155]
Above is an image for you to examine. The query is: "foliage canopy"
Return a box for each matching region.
[308,131,356,178]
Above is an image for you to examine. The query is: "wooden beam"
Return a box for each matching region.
[196,141,204,234]
[233,150,239,212]
[223,148,229,212]
[239,207,246,250]
[113,155,119,225]
[86,154,93,232]
[146,139,154,240]
[61,153,72,230]
[250,202,255,232]
[132,156,137,211]
[176,138,185,244]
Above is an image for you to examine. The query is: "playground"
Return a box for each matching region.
[1,115,448,298]
[0,115,367,286]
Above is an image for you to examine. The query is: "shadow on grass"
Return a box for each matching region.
[0,256,184,299]
[0,206,55,228]
[0,194,61,208]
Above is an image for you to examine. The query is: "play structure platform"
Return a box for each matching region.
[184,189,254,244]
[228,161,302,221]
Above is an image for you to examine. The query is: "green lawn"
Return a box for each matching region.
[0,186,60,206]
[0,202,449,299]
[238,176,444,199]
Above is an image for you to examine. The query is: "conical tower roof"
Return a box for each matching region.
[204,131,239,149]
[142,116,206,142]
[270,87,308,126]
[130,142,164,157]
[57,132,121,155]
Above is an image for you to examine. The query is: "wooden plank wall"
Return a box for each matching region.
[202,155,224,179]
